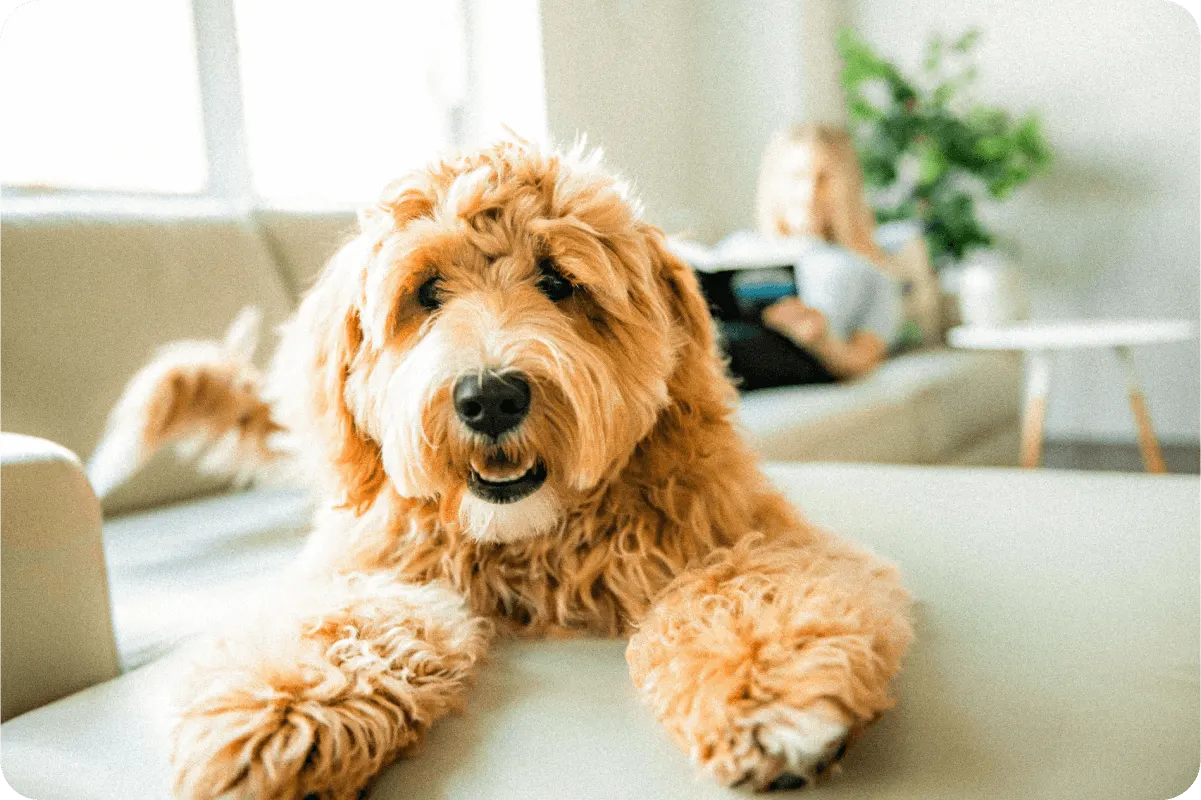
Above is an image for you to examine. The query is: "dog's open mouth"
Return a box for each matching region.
[467,456,547,504]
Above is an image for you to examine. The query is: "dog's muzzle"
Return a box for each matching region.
[455,370,547,504]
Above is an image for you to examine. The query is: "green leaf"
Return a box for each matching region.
[916,144,949,186]
[848,97,885,122]
[975,135,1010,161]
[892,80,918,106]
[924,34,943,71]
[953,28,980,53]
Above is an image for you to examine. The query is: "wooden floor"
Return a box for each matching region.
[1042,440,1200,475]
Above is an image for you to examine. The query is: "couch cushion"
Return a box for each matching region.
[737,375,923,463]
[3,464,1196,799]
[0,207,296,515]
[102,487,312,671]
[877,349,1023,463]
[737,348,1022,464]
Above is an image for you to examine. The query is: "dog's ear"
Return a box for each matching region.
[280,174,444,512]
[639,224,719,359]
[278,239,387,513]
[638,224,739,410]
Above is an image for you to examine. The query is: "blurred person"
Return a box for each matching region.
[676,125,925,390]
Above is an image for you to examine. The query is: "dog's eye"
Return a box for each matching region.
[536,258,574,302]
[417,277,443,310]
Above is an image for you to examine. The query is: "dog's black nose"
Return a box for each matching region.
[453,372,531,438]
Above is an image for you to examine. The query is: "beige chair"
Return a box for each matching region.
[2,432,1196,800]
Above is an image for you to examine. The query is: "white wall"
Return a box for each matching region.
[689,2,803,237]
[539,0,707,235]
[797,0,852,126]
[846,0,1199,443]
[539,0,836,242]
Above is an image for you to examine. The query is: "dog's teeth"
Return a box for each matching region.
[470,456,535,483]
[476,466,528,482]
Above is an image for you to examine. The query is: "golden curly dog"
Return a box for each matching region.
[92,140,912,797]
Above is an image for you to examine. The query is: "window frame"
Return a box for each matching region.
[0,0,478,211]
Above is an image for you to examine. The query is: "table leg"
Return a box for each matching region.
[1113,346,1168,474]
[1020,350,1053,468]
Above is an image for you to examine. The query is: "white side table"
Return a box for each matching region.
[948,320,1197,472]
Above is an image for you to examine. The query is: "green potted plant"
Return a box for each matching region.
[837,28,1053,324]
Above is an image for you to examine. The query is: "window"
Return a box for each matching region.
[0,0,208,193]
[234,1,465,204]
[461,0,547,163]
[0,0,546,203]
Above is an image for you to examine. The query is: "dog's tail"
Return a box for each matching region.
[87,307,293,498]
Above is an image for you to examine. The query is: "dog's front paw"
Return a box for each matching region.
[172,682,393,800]
[705,698,852,793]
[169,638,417,800]
[172,692,312,800]
[169,576,490,800]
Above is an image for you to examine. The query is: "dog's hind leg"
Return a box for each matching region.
[626,533,912,792]
[87,307,288,495]
[171,571,491,800]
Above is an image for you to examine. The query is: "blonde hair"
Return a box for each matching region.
[756,124,887,265]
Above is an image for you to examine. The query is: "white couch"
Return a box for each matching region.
[0,207,1022,517]
[1,434,1196,799]
[737,348,1021,466]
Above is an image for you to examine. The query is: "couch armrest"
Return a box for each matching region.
[1,433,120,720]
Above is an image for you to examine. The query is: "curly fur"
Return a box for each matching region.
[172,575,490,799]
[100,138,912,797]
[627,535,912,788]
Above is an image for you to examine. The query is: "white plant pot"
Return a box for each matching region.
[956,252,1027,327]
